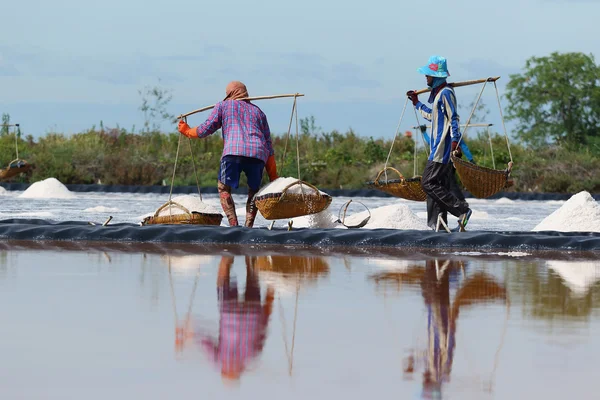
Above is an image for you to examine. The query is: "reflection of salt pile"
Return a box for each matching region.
[156,195,221,216]
[256,177,328,196]
[364,258,420,272]
[343,203,429,230]
[162,255,216,274]
[0,186,7,195]
[19,178,76,199]
[532,191,600,232]
[547,260,600,296]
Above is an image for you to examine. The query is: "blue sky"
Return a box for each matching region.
[1,0,599,139]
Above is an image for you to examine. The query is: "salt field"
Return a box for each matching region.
[1,178,600,399]
[2,179,599,232]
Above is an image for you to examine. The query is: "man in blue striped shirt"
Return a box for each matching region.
[407,56,472,232]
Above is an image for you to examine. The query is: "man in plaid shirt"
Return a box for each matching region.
[198,256,274,384]
[178,81,279,227]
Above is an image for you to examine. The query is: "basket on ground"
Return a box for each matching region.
[0,159,33,181]
[451,154,513,198]
[142,200,223,226]
[255,180,332,220]
[365,167,427,202]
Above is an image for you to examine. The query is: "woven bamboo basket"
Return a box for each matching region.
[0,159,33,181]
[255,180,332,220]
[451,154,513,199]
[142,200,223,226]
[366,167,427,202]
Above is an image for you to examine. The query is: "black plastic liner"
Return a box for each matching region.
[1,182,598,200]
[1,218,599,252]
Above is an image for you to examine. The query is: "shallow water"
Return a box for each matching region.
[0,190,569,231]
[1,244,599,399]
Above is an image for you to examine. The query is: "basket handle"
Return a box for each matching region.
[374,167,405,184]
[154,200,192,218]
[337,199,371,229]
[279,180,321,202]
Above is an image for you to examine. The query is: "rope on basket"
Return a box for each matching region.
[383,98,410,183]
[168,257,202,353]
[166,116,204,220]
[493,81,514,166]
[277,94,305,199]
[279,283,300,376]
[455,80,513,170]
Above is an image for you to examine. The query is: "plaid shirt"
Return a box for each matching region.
[195,100,275,163]
[199,301,269,372]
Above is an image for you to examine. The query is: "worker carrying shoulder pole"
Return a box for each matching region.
[407,56,473,232]
[178,81,279,228]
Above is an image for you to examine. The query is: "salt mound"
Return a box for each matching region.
[291,210,339,229]
[0,186,7,195]
[546,260,600,296]
[84,206,120,213]
[156,195,221,216]
[19,178,76,199]
[532,191,600,232]
[256,177,328,196]
[495,197,515,204]
[343,203,429,230]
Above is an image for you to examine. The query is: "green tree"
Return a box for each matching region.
[505,52,600,147]
[1,113,10,136]
[138,80,175,134]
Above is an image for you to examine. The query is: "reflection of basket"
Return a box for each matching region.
[451,154,512,199]
[142,200,223,226]
[255,180,332,220]
[0,159,33,181]
[366,167,427,202]
[255,255,329,280]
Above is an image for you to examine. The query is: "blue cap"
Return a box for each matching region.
[418,55,450,78]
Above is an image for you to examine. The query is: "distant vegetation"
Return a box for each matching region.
[1,51,599,194]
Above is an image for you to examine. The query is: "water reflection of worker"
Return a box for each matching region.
[418,260,461,399]
[199,256,274,384]
[406,259,506,399]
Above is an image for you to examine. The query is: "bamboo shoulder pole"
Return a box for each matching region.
[176,93,305,119]
[413,123,493,129]
[413,77,500,96]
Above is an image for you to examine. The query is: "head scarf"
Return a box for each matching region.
[427,77,447,103]
[224,81,249,101]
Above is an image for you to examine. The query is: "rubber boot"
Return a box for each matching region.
[218,181,238,226]
[244,189,258,228]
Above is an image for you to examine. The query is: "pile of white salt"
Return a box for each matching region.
[532,191,600,232]
[19,178,76,199]
[343,203,429,230]
[291,210,339,229]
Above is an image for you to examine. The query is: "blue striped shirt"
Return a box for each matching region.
[421,131,474,162]
[416,87,461,164]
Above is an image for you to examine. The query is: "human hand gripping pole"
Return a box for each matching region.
[407,90,419,106]
[451,141,462,158]
[178,119,198,139]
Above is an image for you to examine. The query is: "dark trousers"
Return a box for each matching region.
[421,161,469,229]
